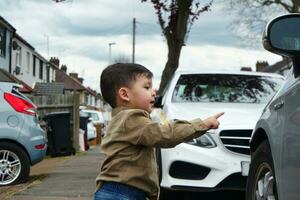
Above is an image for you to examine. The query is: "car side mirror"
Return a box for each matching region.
[154,95,163,108]
[263,14,300,77]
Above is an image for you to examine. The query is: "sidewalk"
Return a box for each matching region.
[7,146,105,200]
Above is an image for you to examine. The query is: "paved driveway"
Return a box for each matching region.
[7,146,104,200]
[2,145,245,200]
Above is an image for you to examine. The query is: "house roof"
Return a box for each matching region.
[0,69,32,93]
[48,61,59,70]
[55,69,86,91]
[55,69,98,97]
[14,33,35,50]
[86,86,97,97]
[262,58,292,73]
[34,82,64,95]
[0,16,16,32]
[34,51,48,62]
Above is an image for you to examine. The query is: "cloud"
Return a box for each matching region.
[0,0,283,93]
[179,44,281,71]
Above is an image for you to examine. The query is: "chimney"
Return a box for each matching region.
[49,57,60,67]
[78,77,84,83]
[61,65,67,73]
[240,67,252,71]
[69,73,78,79]
[256,61,269,72]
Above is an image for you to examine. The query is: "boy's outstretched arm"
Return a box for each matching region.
[202,112,225,129]
[125,110,224,148]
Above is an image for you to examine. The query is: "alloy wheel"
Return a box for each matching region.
[254,163,276,200]
[0,150,21,185]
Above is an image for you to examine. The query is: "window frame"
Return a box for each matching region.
[0,26,6,57]
[33,55,36,76]
[39,59,43,80]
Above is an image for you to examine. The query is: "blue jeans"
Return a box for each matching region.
[94,182,146,200]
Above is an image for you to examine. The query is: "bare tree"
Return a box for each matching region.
[226,0,300,47]
[53,0,212,93]
[141,0,212,94]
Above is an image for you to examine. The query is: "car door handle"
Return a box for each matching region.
[273,101,284,110]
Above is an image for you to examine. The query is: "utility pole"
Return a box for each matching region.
[44,34,49,59]
[108,42,116,65]
[132,18,136,64]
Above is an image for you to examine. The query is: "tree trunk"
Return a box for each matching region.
[158,40,183,94]
[292,0,300,12]
[157,0,192,94]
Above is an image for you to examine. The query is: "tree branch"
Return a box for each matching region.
[142,0,168,35]
[262,0,293,12]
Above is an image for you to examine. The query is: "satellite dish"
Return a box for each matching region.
[12,41,20,50]
[14,66,21,75]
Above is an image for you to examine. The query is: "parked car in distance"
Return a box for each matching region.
[153,70,284,195]
[246,14,300,200]
[0,82,47,186]
[80,109,105,137]
[87,118,97,140]
[80,109,105,125]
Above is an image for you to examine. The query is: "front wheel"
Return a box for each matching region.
[0,142,30,186]
[246,140,278,200]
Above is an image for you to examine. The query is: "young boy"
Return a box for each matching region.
[95,63,224,200]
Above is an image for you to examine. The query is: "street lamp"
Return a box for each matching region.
[108,42,116,65]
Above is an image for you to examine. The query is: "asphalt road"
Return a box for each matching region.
[160,190,245,200]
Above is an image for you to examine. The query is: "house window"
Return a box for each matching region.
[46,64,50,82]
[39,59,43,79]
[15,47,22,67]
[33,55,36,76]
[0,26,6,57]
[26,52,30,73]
[90,96,93,105]
[85,93,89,104]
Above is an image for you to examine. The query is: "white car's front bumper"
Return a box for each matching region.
[160,141,250,191]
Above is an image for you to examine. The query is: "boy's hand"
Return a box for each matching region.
[203,112,224,129]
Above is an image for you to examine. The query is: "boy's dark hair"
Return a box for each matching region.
[100,63,153,108]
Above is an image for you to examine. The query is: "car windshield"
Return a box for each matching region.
[88,113,99,121]
[172,74,283,103]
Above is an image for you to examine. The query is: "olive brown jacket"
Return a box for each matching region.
[95,107,208,200]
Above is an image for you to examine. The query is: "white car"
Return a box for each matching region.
[154,70,284,193]
[80,109,105,125]
[80,109,106,138]
[87,118,97,140]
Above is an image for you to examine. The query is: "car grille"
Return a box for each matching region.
[219,130,252,155]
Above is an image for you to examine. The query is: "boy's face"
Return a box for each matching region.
[125,75,156,113]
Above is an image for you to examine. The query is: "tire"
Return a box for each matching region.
[246,140,278,200]
[0,142,30,186]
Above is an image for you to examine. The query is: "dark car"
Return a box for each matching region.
[246,14,300,200]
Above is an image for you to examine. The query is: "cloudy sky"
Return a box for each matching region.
[0,0,282,91]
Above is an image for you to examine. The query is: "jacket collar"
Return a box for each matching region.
[112,106,130,117]
[112,107,151,117]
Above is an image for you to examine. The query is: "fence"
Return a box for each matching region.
[27,93,80,151]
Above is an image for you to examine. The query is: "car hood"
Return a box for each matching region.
[163,103,266,128]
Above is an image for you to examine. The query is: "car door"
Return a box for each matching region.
[280,70,300,200]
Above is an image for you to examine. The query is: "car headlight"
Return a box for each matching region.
[186,133,216,148]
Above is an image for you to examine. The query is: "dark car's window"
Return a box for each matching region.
[172,74,283,103]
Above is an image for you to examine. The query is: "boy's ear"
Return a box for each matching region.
[118,87,130,102]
